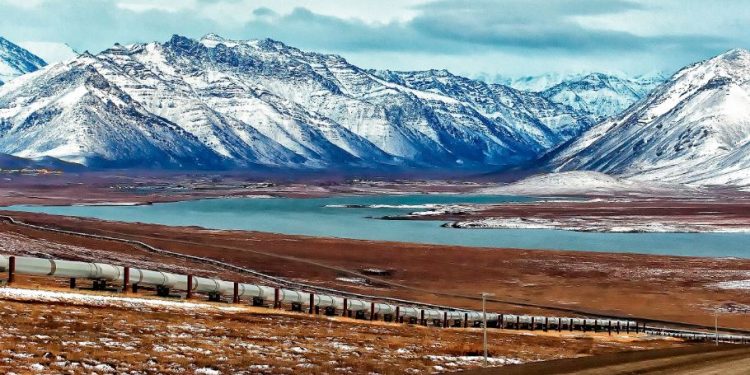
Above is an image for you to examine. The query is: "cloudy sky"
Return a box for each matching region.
[1,0,747,79]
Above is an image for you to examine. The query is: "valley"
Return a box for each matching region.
[2,10,750,373]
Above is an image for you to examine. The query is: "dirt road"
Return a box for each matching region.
[461,344,750,374]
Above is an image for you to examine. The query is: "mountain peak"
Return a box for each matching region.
[715,48,750,62]
[0,35,47,85]
[201,33,225,42]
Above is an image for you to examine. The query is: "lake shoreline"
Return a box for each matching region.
[2,209,749,331]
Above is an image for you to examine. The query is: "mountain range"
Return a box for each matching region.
[0,34,603,171]
[1,34,750,186]
[551,48,750,186]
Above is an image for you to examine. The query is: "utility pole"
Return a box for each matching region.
[481,292,495,367]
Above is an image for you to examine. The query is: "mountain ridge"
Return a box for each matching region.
[0,36,47,85]
[0,34,594,171]
[550,48,750,186]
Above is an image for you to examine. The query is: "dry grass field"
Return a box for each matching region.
[0,285,682,374]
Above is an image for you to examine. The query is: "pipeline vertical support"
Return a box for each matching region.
[309,293,314,314]
[370,302,375,321]
[69,278,76,289]
[616,321,621,334]
[443,312,448,328]
[557,318,562,332]
[464,312,468,328]
[274,287,280,309]
[516,316,520,330]
[233,282,240,304]
[123,267,130,293]
[342,298,348,317]
[626,322,630,334]
[608,321,612,335]
[186,275,193,299]
[7,256,15,285]
[544,317,549,332]
[420,310,426,326]
[132,283,139,293]
[395,306,400,323]
[569,318,574,332]
[531,317,535,331]
[499,314,504,329]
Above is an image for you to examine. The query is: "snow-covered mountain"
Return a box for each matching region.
[499,72,584,92]
[552,48,750,186]
[541,73,664,122]
[372,69,594,143]
[0,36,47,85]
[0,34,593,170]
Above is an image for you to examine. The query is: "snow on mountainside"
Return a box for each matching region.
[552,48,750,186]
[0,34,594,170]
[372,69,594,144]
[541,73,665,122]
[500,73,584,92]
[0,36,46,85]
[480,171,679,196]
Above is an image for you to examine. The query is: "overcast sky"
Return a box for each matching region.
[1,0,748,79]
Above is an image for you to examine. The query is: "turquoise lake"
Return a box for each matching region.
[6,194,749,258]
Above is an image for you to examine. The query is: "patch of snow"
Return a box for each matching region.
[195,368,221,375]
[709,279,750,290]
[0,288,247,313]
[335,277,369,286]
[480,171,684,196]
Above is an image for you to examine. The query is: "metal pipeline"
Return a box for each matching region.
[11,254,743,340]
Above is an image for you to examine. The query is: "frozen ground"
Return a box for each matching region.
[447,216,750,233]
[480,171,690,196]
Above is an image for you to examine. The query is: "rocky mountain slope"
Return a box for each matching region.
[552,48,750,186]
[0,34,593,170]
[0,36,47,85]
[542,73,664,122]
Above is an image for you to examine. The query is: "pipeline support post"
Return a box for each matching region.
[186,275,193,299]
[464,312,468,328]
[69,278,76,289]
[309,293,314,314]
[342,298,348,317]
[274,287,280,309]
[370,302,375,321]
[7,256,15,285]
[395,306,400,323]
[420,310,426,326]
[233,282,240,304]
[123,267,130,293]
[443,311,448,328]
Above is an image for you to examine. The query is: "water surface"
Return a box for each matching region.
[6,195,749,258]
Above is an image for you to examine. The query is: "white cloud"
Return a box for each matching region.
[18,41,78,64]
[0,0,44,9]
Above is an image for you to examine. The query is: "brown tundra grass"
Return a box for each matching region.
[0,283,683,374]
